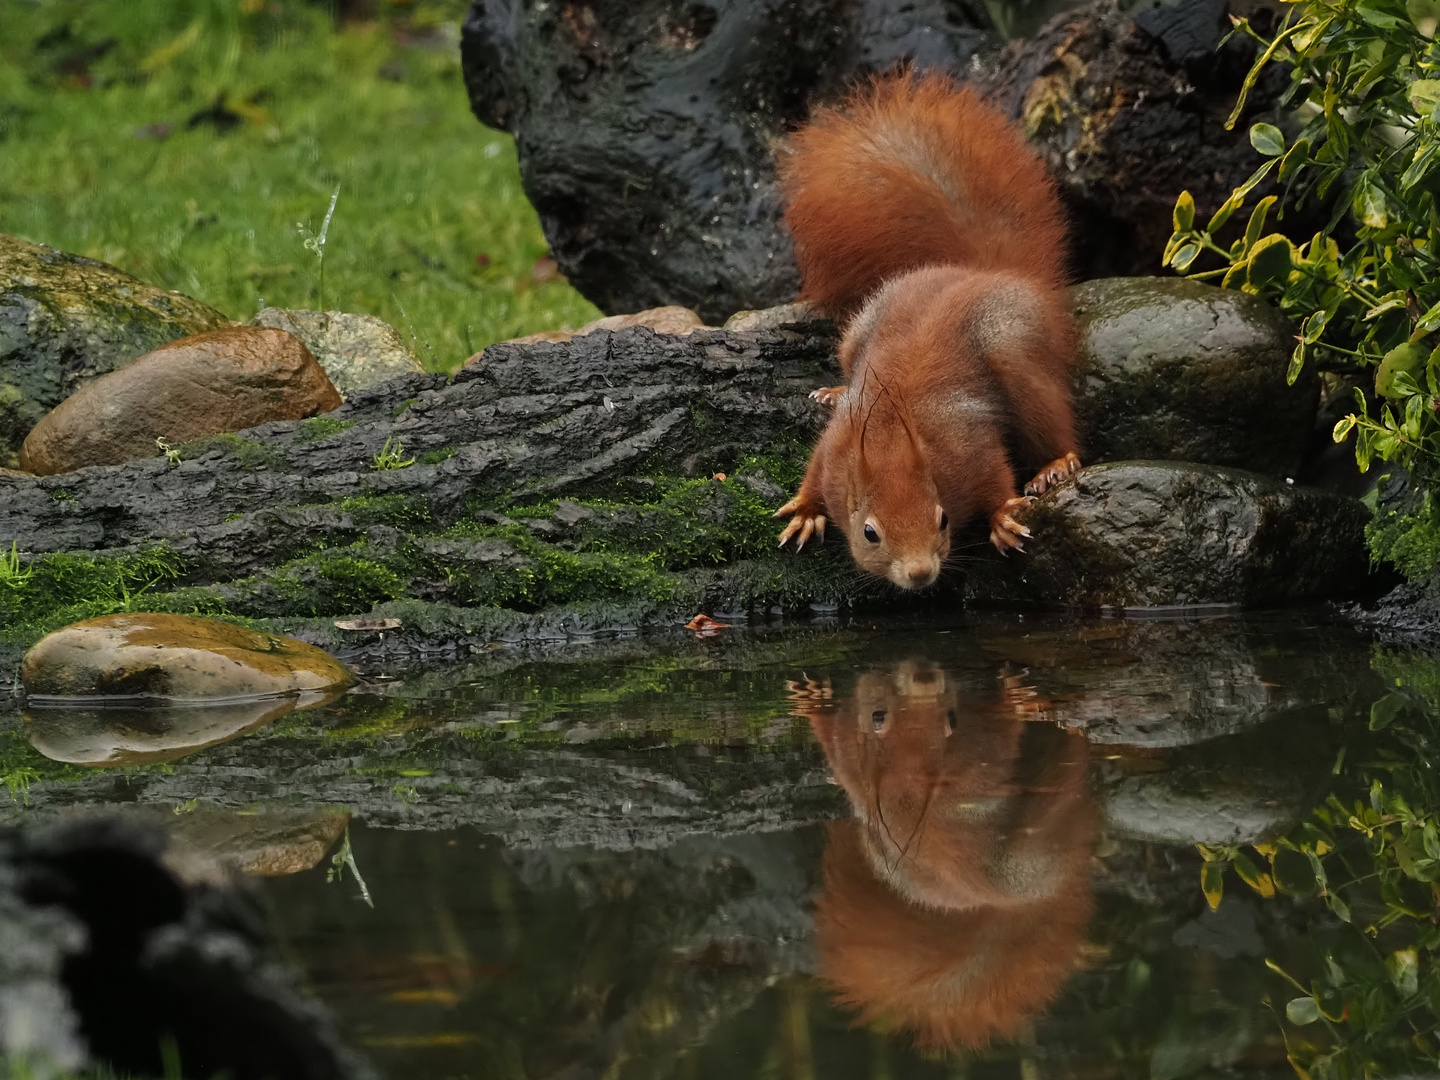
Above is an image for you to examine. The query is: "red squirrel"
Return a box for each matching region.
[774,72,1082,589]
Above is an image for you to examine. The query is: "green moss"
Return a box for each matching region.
[419,446,457,465]
[177,432,288,472]
[268,549,405,615]
[224,512,244,523]
[337,493,431,529]
[49,488,74,502]
[296,416,356,443]
[0,547,185,642]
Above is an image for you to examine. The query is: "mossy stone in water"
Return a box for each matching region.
[20,613,353,700]
[0,233,231,466]
[1070,278,1318,478]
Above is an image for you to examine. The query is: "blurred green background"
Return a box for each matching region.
[0,0,604,372]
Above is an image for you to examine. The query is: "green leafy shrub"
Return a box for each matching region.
[1164,0,1440,578]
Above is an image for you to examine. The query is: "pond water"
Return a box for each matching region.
[4,609,1437,1080]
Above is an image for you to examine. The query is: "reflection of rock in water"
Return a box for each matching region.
[0,816,374,1080]
[970,613,1377,748]
[796,661,1095,1049]
[24,697,301,766]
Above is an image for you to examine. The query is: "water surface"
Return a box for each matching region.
[3,609,1432,1079]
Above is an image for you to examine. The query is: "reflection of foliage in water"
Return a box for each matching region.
[1197,647,1440,1080]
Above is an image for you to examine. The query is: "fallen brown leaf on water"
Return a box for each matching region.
[685,614,730,635]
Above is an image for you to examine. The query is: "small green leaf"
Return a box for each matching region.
[1357,0,1408,28]
[1327,891,1352,922]
[1201,860,1225,911]
[1354,181,1390,229]
[1208,192,1244,233]
[1247,235,1294,288]
[1370,690,1409,730]
[1416,297,1440,334]
[1244,195,1279,253]
[1233,852,1276,898]
[1173,190,1196,232]
[1172,243,1201,272]
[1288,341,1305,385]
[1377,341,1429,397]
[1302,310,1330,344]
[1387,948,1419,997]
[1286,996,1322,1025]
[1250,122,1286,157]
[1410,79,1440,116]
[1272,847,1318,896]
[1333,415,1358,442]
[1279,137,1311,181]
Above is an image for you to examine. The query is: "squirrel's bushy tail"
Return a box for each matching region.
[780,72,1067,321]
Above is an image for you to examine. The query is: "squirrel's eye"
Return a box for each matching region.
[872,709,887,731]
[864,523,880,544]
[939,513,949,531]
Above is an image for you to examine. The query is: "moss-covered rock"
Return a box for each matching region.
[965,461,1369,609]
[0,233,232,466]
[1070,278,1319,478]
[250,308,424,396]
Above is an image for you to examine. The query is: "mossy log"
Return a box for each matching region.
[0,324,903,654]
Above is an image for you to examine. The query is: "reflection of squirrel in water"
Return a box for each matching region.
[792,662,1094,1049]
[775,73,1082,589]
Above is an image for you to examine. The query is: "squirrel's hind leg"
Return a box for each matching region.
[1025,451,1081,496]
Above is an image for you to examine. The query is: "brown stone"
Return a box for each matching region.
[477,304,710,357]
[20,612,353,700]
[165,806,352,878]
[18,326,342,474]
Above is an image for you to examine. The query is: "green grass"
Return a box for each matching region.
[0,0,602,372]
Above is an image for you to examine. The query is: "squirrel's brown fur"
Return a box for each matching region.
[775,73,1082,587]
[792,664,1094,1049]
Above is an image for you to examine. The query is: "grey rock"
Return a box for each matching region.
[0,233,231,467]
[250,308,424,396]
[1070,278,1319,478]
[723,303,833,335]
[965,461,1370,609]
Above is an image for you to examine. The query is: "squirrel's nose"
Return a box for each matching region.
[906,562,935,584]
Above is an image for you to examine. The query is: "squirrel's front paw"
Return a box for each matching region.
[809,386,848,407]
[989,496,1035,554]
[775,496,827,551]
[1024,452,1082,496]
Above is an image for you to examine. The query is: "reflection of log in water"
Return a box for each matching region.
[796,661,1095,1049]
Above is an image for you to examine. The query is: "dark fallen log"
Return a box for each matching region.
[461,0,1288,320]
[0,325,873,659]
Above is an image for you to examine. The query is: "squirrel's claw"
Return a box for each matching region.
[989,496,1035,554]
[809,386,848,407]
[1024,452,1082,497]
[778,512,826,549]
